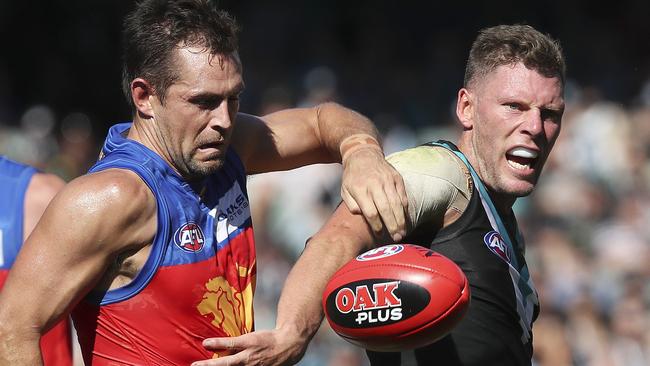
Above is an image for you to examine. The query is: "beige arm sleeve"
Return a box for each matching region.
[386,145,471,231]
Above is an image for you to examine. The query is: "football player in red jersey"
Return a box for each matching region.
[0,156,73,365]
[0,1,408,365]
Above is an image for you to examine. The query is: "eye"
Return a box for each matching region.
[192,97,222,110]
[541,109,562,124]
[505,102,523,111]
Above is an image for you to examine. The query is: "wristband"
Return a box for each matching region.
[340,134,382,163]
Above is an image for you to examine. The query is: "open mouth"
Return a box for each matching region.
[506,147,538,170]
[196,142,226,160]
[199,143,220,150]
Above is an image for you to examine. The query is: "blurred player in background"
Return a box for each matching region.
[199,24,565,366]
[0,0,407,365]
[0,156,71,365]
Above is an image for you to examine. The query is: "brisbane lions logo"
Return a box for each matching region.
[197,263,254,341]
[483,231,511,263]
[356,244,404,262]
[174,222,205,252]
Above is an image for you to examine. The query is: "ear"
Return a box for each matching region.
[455,88,474,130]
[131,78,156,118]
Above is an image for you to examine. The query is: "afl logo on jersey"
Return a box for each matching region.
[483,231,510,263]
[356,244,404,262]
[174,222,205,252]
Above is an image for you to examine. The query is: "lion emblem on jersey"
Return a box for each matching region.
[196,262,255,338]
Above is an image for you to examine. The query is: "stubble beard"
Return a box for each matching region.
[470,128,535,204]
[158,125,226,181]
[183,155,225,181]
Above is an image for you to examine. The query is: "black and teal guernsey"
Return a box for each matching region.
[367,141,539,366]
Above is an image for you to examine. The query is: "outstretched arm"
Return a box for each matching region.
[193,204,378,366]
[232,103,408,241]
[192,145,473,366]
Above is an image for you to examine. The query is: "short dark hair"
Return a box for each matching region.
[464,24,565,89]
[121,0,240,107]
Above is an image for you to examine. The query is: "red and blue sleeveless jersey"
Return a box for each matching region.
[71,123,256,365]
[0,156,73,365]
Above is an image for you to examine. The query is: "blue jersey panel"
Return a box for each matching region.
[0,157,36,269]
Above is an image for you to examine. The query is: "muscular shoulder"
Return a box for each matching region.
[386,145,471,230]
[64,168,150,201]
[45,168,157,248]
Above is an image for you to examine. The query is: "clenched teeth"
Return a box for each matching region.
[507,160,531,170]
[508,147,538,158]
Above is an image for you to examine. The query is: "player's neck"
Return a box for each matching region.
[127,118,180,176]
[456,138,516,214]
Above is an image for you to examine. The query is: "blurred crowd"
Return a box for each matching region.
[3,67,648,366]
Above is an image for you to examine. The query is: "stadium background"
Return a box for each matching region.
[1,1,650,365]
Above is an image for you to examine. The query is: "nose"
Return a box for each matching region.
[208,99,234,131]
[521,109,543,137]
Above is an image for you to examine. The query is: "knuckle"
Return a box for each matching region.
[366,211,379,221]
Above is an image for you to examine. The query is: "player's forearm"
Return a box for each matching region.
[0,326,43,365]
[313,102,383,162]
[275,227,371,353]
[275,244,333,339]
